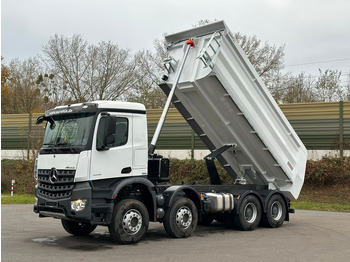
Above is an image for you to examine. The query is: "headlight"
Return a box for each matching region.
[70,199,87,212]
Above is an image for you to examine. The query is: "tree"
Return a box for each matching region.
[344,72,350,101]
[1,59,14,113]
[126,78,166,109]
[42,34,90,102]
[86,41,137,101]
[125,49,167,109]
[35,72,65,108]
[42,35,138,103]
[4,58,43,113]
[315,69,342,102]
[282,73,316,103]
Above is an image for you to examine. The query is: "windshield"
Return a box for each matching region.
[42,113,95,153]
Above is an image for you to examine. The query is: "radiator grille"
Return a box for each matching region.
[37,169,75,199]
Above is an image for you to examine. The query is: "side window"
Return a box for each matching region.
[96,116,128,149]
[114,118,128,147]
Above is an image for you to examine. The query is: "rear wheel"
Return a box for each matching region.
[163,198,198,238]
[61,220,97,236]
[262,194,286,228]
[108,199,149,244]
[234,195,262,231]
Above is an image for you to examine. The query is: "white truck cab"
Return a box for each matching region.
[36,101,148,182]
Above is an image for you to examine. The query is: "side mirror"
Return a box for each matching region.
[36,115,45,125]
[36,115,55,129]
[97,115,116,151]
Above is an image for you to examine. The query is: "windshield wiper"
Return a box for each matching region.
[41,143,58,153]
[55,142,76,153]
[43,143,55,146]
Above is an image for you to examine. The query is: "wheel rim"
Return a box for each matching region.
[244,203,257,223]
[176,206,192,229]
[271,201,283,221]
[122,209,142,235]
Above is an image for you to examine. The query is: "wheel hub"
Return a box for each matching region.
[122,209,142,235]
[176,206,192,229]
[244,203,257,223]
[271,201,283,221]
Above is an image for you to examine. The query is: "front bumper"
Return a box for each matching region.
[34,182,92,222]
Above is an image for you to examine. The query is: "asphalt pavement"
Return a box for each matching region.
[1,204,350,262]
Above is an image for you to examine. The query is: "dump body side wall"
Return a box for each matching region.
[161,21,307,200]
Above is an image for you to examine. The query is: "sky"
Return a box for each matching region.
[1,0,350,80]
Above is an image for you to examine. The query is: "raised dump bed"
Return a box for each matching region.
[159,21,307,200]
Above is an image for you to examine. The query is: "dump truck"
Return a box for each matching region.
[34,21,307,244]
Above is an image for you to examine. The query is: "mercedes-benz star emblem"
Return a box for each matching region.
[49,168,58,183]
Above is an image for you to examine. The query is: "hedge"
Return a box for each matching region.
[2,157,349,194]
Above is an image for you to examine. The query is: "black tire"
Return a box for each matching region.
[233,194,262,231]
[261,194,286,228]
[61,219,97,236]
[163,198,198,238]
[108,199,149,244]
[198,213,214,226]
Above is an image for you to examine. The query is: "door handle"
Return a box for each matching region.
[121,167,132,174]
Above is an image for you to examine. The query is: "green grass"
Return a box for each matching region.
[1,194,36,204]
[291,201,350,213]
[291,184,350,213]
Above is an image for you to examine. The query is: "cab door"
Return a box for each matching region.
[90,112,133,180]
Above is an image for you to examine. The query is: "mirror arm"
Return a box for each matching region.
[47,117,55,126]
[36,115,55,126]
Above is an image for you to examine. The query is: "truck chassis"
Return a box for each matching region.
[35,170,292,243]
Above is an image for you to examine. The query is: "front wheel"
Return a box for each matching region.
[61,220,97,236]
[233,194,262,231]
[163,198,198,238]
[108,199,149,244]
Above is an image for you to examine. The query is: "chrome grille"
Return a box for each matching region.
[38,169,75,199]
